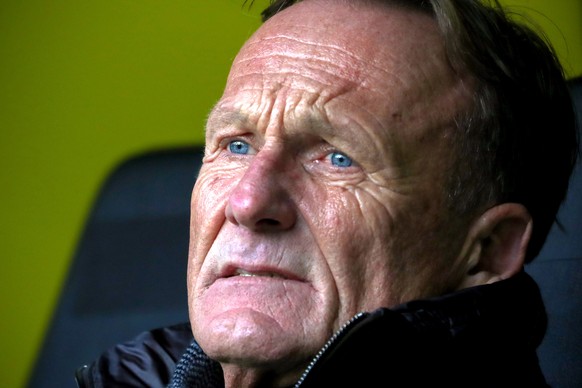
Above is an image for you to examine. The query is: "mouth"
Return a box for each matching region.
[233,269,286,279]
[219,264,302,282]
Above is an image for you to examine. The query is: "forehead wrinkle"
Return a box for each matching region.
[232,60,360,100]
[235,41,437,109]
[239,33,411,86]
[242,34,366,67]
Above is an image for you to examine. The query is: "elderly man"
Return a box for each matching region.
[76,0,578,387]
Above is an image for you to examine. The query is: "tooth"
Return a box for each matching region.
[235,269,254,277]
[234,269,282,278]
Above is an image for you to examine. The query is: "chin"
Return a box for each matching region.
[193,307,314,370]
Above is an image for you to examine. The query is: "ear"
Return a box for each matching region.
[457,203,532,289]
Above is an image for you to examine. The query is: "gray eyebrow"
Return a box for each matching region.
[205,100,348,146]
[206,106,254,132]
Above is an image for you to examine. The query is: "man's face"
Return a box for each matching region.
[188,0,474,379]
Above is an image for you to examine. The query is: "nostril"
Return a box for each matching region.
[258,219,280,227]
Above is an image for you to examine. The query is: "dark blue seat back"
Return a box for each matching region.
[525,76,582,388]
[27,147,204,388]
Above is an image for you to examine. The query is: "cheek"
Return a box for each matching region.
[305,187,399,314]
[379,192,465,302]
[188,169,236,275]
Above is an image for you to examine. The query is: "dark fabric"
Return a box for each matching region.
[297,271,548,387]
[76,322,194,388]
[167,341,224,388]
[79,272,548,387]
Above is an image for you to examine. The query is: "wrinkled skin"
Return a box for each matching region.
[187,0,478,386]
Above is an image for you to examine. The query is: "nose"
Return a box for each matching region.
[225,151,297,232]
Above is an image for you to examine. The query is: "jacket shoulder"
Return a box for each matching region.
[76,322,193,388]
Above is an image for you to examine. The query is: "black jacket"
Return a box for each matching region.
[76,271,549,387]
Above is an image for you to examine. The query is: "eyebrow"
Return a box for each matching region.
[205,102,341,142]
[206,106,254,131]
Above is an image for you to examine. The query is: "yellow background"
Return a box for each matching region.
[1,1,580,386]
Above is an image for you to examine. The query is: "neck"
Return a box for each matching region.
[221,363,301,388]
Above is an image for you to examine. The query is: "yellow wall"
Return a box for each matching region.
[501,0,582,78]
[0,1,580,386]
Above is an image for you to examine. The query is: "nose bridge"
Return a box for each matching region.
[242,145,285,191]
[226,146,296,230]
[239,156,275,202]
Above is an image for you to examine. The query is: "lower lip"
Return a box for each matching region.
[201,275,312,313]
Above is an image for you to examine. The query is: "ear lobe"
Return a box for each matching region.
[458,203,532,289]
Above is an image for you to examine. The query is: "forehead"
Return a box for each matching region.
[209,0,474,166]
[222,0,464,125]
[231,1,444,88]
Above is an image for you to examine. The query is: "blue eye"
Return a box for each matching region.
[228,140,250,155]
[329,152,353,167]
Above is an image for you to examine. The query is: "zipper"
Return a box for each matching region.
[75,364,91,388]
[294,311,368,387]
